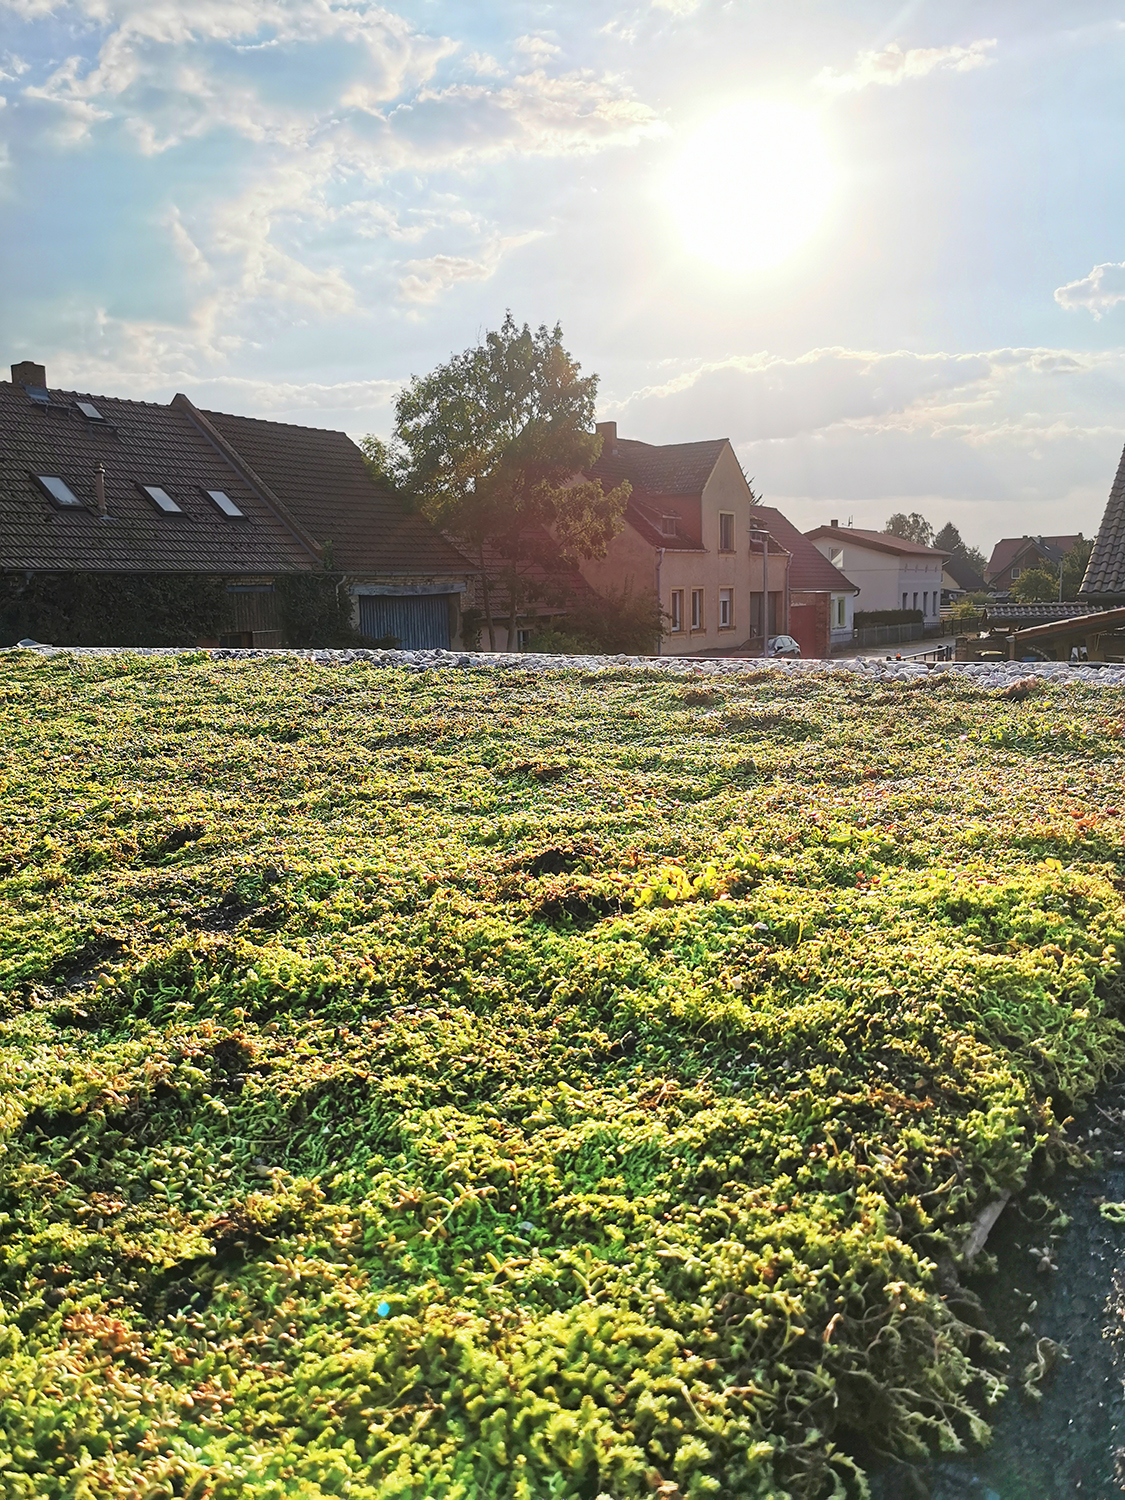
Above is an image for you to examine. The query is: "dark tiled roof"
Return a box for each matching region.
[805,525,948,560]
[0,380,314,573]
[623,501,707,553]
[986,534,1082,579]
[751,506,858,593]
[944,554,986,591]
[981,602,1106,623]
[200,407,473,577]
[1082,444,1125,598]
[589,437,729,495]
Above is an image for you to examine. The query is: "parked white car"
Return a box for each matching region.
[767,635,802,657]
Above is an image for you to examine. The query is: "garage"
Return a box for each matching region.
[357,592,453,650]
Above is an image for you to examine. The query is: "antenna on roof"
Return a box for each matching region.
[847,515,854,528]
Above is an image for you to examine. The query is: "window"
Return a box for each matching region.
[833,595,846,629]
[141,485,183,515]
[206,489,245,519]
[768,591,782,637]
[719,512,734,552]
[902,592,908,610]
[75,401,105,422]
[35,475,83,509]
[670,589,684,632]
[516,628,533,650]
[913,592,918,610]
[923,592,928,615]
[691,588,704,631]
[719,588,733,629]
[830,548,844,570]
[1011,568,1021,580]
[661,515,678,537]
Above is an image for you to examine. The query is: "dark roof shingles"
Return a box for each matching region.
[0,381,313,573]
[1082,444,1125,597]
[202,409,471,576]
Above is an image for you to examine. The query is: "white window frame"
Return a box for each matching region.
[833,595,846,629]
[718,588,733,629]
[691,588,704,632]
[662,514,678,537]
[718,512,735,552]
[670,589,684,632]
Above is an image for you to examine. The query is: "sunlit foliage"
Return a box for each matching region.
[1,654,1122,1498]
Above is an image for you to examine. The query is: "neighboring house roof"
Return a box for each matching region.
[197,403,472,577]
[944,554,986,591]
[751,506,858,593]
[0,378,315,574]
[980,602,1106,625]
[589,435,729,497]
[804,526,949,560]
[587,428,728,552]
[986,534,1081,580]
[1082,444,1125,598]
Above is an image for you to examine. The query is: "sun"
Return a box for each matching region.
[666,101,838,273]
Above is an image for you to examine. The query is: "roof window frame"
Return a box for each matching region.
[203,488,247,520]
[34,474,86,510]
[139,484,185,516]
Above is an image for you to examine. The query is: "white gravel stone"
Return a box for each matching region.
[3,642,1124,689]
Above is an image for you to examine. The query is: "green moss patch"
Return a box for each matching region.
[0,656,1123,1498]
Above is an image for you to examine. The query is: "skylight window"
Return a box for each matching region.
[75,401,104,422]
[36,475,84,508]
[141,485,183,515]
[25,386,51,406]
[206,489,245,519]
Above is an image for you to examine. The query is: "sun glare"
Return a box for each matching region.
[667,101,838,273]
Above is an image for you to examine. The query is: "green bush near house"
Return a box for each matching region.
[1,655,1123,1499]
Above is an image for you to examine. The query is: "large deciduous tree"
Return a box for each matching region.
[884,512,934,547]
[375,315,630,651]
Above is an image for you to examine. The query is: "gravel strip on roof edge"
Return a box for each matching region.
[3,643,1125,687]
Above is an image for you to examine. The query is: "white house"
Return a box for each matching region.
[805,523,948,627]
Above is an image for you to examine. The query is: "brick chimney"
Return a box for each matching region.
[11,360,46,387]
[830,518,839,528]
[595,420,618,456]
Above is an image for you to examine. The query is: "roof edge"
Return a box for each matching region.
[172,393,325,563]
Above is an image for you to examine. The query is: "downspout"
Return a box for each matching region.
[655,547,664,655]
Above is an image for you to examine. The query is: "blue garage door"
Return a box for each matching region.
[358,593,452,650]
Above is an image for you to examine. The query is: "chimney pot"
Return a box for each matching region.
[11,360,46,388]
[95,464,107,517]
[830,518,839,528]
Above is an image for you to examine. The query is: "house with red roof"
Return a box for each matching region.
[806,523,948,629]
[581,423,854,656]
[985,534,1083,593]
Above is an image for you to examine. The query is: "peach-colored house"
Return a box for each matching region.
[582,423,792,655]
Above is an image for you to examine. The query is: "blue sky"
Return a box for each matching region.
[4,0,1125,550]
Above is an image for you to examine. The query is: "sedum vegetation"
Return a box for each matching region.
[1,654,1123,1499]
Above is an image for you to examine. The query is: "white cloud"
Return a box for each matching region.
[817,38,997,95]
[650,0,701,15]
[513,34,561,64]
[397,230,541,304]
[1055,262,1125,318]
[606,345,1125,549]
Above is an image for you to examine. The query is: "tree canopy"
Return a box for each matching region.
[884,512,934,547]
[369,314,630,650]
[933,521,987,577]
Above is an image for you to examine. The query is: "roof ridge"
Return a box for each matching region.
[172,393,324,562]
